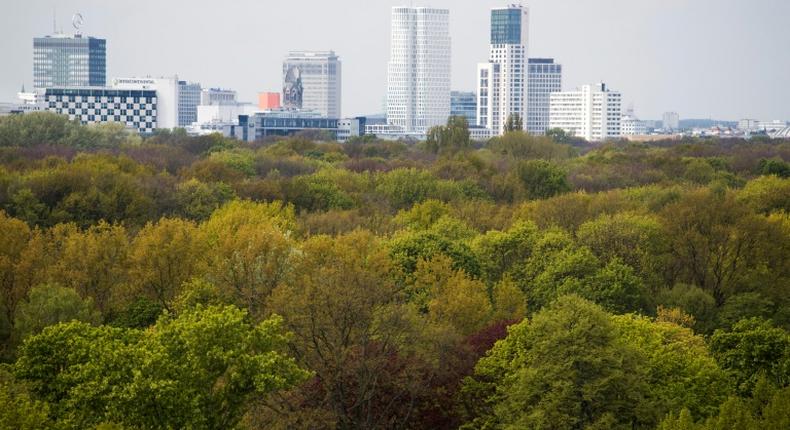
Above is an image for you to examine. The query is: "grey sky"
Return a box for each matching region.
[1,0,788,120]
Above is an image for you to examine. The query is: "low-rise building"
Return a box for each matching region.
[226,110,338,142]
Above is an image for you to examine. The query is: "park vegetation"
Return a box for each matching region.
[0,112,789,429]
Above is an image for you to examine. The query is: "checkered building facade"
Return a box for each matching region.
[44,88,158,133]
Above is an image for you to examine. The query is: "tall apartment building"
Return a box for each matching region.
[178,81,202,127]
[527,58,562,135]
[549,83,622,141]
[477,5,529,136]
[450,91,477,125]
[387,7,451,134]
[283,51,342,118]
[34,33,106,88]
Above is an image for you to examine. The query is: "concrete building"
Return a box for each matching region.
[283,51,342,118]
[527,58,562,135]
[549,83,622,141]
[387,7,451,134]
[621,114,647,136]
[178,80,202,127]
[201,88,237,106]
[337,117,367,142]
[112,77,180,129]
[258,92,281,110]
[34,33,106,88]
[662,112,680,131]
[450,91,477,124]
[477,5,529,136]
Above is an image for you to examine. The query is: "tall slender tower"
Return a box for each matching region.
[386,7,451,134]
[477,5,529,136]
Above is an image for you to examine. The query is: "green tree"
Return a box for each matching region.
[128,218,205,311]
[14,305,308,430]
[462,296,728,430]
[516,159,571,200]
[426,116,471,154]
[13,283,100,341]
[0,368,52,430]
[709,318,790,395]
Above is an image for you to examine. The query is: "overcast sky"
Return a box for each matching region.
[1,0,788,120]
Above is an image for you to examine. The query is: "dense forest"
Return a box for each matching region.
[0,112,789,429]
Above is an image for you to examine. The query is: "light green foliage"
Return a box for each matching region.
[376,168,439,209]
[464,296,728,430]
[174,178,236,221]
[394,199,451,230]
[737,175,790,214]
[0,367,52,430]
[14,283,100,341]
[14,305,308,430]
[389,216,481,277]
[128,218,205,311]
[709,318,790,395]
[516,159,571,200]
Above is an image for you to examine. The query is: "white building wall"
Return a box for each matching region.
[387,7,451,134]
[112,76,179,129]
[549,83,622,141]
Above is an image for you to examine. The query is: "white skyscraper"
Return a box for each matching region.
[527,58,562,135]
[549,83,622,141]
[283,51,342,118]
[386,7,451,134]
[477,5,529,136]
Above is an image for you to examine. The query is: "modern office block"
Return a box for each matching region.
[527,58,562,135]
[283,51,342,118]
[34,33,106,88]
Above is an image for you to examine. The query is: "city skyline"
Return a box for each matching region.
[0,0,788,121]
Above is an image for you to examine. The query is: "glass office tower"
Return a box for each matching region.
[33,34,106,88]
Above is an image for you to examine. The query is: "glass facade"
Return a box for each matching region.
[178,81,202,127]
[450,91,477,124]
[490,9,522,45]
[33,35,106,88]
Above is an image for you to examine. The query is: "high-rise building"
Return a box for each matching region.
[662,112,680,131]
[527,58,562,135]
[450,91,477,125]
[34,33,106,88]
[258,92,281,110]
[549,83,622,141]
[477,5,529,136]
[178,81,202,127]
[386,7,451,134]
[283,51,342,118]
